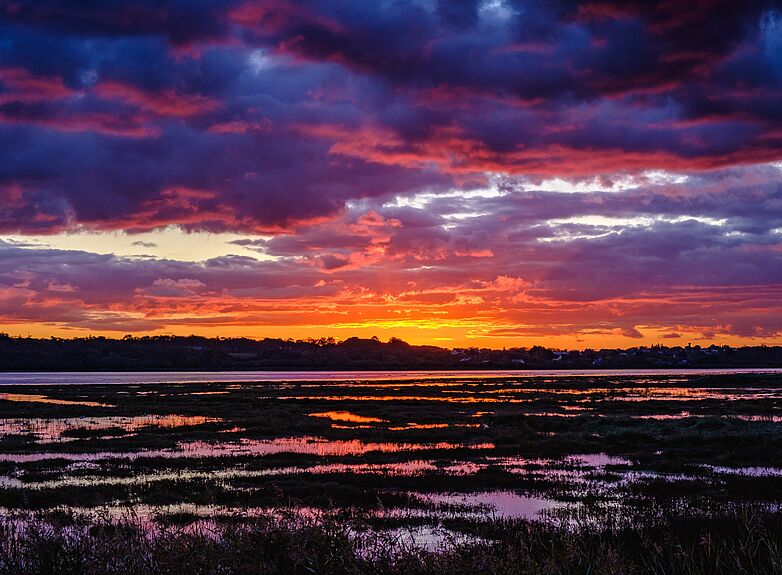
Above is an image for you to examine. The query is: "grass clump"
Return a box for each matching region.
[1,510,782,574]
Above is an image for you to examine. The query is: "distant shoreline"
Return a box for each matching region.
[2,367,782,388]
[2,335,781,371]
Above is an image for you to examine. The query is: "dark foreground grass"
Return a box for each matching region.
[1,510,782,575]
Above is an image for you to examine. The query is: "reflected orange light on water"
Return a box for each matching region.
[308,411,388,423]
[0,393,113,408]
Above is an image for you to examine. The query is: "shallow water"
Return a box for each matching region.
[0,415,221,443]
[0,436,494,463]
[0,393,112,408]
[309,411,388,423]
[2,368,781,386]
[1,369,782,529]
[416,491,565,519]
[178,437,495,457]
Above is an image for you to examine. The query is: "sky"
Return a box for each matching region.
[0,0,781,348]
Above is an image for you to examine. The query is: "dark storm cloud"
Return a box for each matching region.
[0,0,780,234]
[0,0,239,45]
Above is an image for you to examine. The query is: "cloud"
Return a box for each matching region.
[0,2,780,345]
[2,165,782,343]
[0,1,778,236]
[617,326,644,339]
[0,0,239,45]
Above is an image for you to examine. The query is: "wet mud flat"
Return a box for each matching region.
[1,371,782,572]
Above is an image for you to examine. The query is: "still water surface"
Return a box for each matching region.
[2,367,781,385]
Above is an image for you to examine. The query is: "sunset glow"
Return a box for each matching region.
[1,1,781,348]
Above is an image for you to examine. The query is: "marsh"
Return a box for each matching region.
[1,370,782,572]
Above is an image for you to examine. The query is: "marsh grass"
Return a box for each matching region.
[1,509,782,574]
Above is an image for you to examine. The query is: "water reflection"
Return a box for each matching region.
[2,368,779,386]
[179,437,494,457]
[0,393,113,408]
[309,411,388,424]
[0,415,222,443]
[2,369,782,528]
[388,423,481,430]
[282,395,530,403]
[413,491,564,520]
[0,436,494,462]
[614,388,782,401]
[0,460,445,489]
